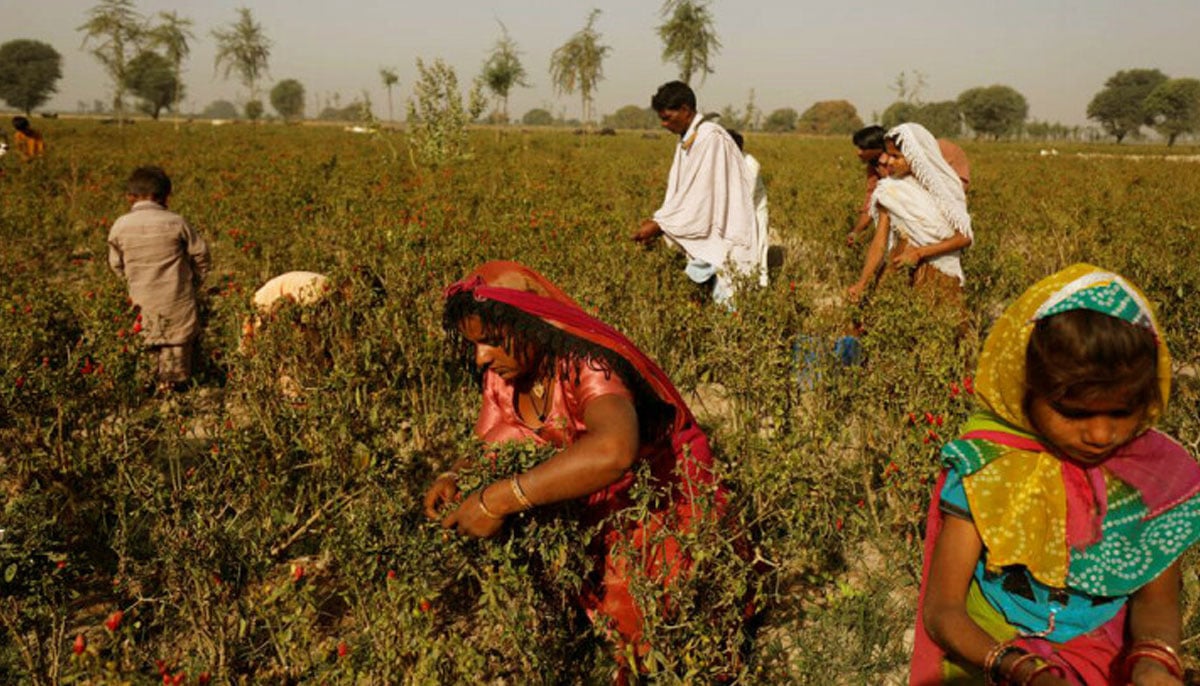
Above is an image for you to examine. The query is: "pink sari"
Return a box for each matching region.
[445,261,725,655]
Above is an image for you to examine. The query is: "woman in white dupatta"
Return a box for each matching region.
[847,122,973,303]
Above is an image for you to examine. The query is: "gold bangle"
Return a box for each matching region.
[1125,648,1183,680]
[1005,652,1044,684]
[436,471,459,482]
[1129,638,1181,663]
[477,488,503,520]
[510,474,534,511]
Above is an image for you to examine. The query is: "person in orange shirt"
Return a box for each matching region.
[11,116,46,160]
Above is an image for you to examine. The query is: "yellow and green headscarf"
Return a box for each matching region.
[940,263,1200,596]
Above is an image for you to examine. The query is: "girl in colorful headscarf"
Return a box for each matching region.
[423,261,728,679]
[848,122,973,303]
[911,264,1200,685]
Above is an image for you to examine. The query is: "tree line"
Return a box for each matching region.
[1,0,1198,143]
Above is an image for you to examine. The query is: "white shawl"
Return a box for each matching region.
[653,115,762,284]
[870,123,973,284]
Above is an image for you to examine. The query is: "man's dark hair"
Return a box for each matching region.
[651,81,696,112]
[12,116,31,132]
[127,166,172,202]
[852,125,887,151]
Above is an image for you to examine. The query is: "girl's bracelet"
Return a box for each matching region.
[1005,652,1045,684]
[1124,647,1183,680]
[436,471,459,482]
[477,488,504,520]
[1023,662,1065,685]
[983,641,1024,685]
[510,474,534,511]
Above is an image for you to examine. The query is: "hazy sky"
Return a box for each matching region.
[5,0,1199,126]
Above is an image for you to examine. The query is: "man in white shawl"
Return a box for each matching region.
[633,81,764,307]
[847,122,973,303]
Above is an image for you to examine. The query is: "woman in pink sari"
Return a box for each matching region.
[422,261,724,677]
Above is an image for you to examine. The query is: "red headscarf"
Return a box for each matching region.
[444,261,719,495]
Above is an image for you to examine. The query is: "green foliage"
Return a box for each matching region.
[1144,78,1200,146]
[200,99,238,119]
[379,67,399,122]
[762,107,798,133]
[212,7,271,100]
[0,39,63,115]
[146,11,194,119]
[957,85,1029,139]
[1,122,1198,683]
[1086,68,1168,143]
[270,79,305,120]
[657,0,721,85]
[883,100,963,139]
[521,107,554,126]
[76,0,143,119]
[796,100,863,136]
[244,99,264,121]
[406,58,486,167]
[549,9,611,124]
[317,101,368,122]
[123,50,180,120]
[480,22,529,123]
[602,104,658,130]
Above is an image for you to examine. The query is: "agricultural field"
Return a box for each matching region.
[2,119,1199,683]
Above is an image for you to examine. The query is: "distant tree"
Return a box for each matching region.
[890,69,928,104]
[318,99,369,122]
[957,85,1028,139]
[212,7,271,100]
[795,100,863,136]
[1144,78,1200,146]
[880,101,919,129]
[1086,68,1169,143]
[521,108,554,126]
[77,0,144,122]
[124,50,181,119]
[719,104,748,131]
[244,99,264,121]
[406,57,487,166]
[0,39,63,114]
[912,100,962,138]
[481,22,529,123]
[201,99,238,119]
[762,107,798,133]
[549,9,611,124]
[270,79,305,120]
[147,11,194,121]
[602,104,657,129]
[380,67,399,121]
[742,89,760,131]
[657,0,720,84]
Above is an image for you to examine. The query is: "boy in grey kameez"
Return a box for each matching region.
[108,166,211,389]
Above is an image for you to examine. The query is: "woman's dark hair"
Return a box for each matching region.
[127,165,172,202]
[852,125,886,151]
[651,80,696,112]
[444,292,676,444]
[1025,309,1160,412]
